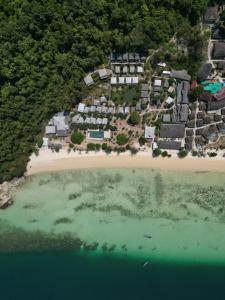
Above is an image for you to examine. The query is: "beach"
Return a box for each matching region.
[27,148,225,175]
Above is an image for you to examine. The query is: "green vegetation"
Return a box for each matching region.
[111,86,139,106]
[138,136,146,146]
[0,0,212,182]
[116,134,129,146]
[178,149,188,158]
[208,152,217,157]
[128,111,141,126]
[71,131,84,145]
[87,143,101,151]
[189,86,204,102]
[153,148,162,157]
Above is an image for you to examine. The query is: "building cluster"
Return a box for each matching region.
[45,112,69,137]
[110,76,139,85]
[84,68,109,86]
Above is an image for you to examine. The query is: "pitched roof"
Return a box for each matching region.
[204,6,219,23]
[213,87,225,101]
[160,124,185,138]
[197,63,212,81]
[158,140,182,150]
[84,74,94,86]
[145,126,155,139]
[171,70,191,81]
[213,43,225,59]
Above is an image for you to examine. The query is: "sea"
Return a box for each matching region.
[1,168,225,300]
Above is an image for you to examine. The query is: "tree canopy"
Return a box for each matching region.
[0,0,214,182]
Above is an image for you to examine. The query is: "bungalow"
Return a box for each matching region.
[90,105,96,113]
[134,53,140,61]
[141,83,149,91]
[197,63,212,81]
[170,70,191,81]
[111,77,117,85]
[154,79,162,87]
[204,6,219,24]
[130,66,135,73]
[72,114,80,124]
[98,68,108,79]
[100,96,107,103]
[213,43,225,59]
[96,106,102,113]
[90,117,96,124]
[45,125,56,135]
[166,96,174,105]
[160,124,185,139]
[124,107,130,114]
[163,114,171,123]
[84,107,90,114]
[93,100,100,106]
[132,77,139,84]
[158,140,182,150]
[84,74,94,86]
[115,66,120,74]
[128,52,135,62]
[137,66,144,73]
[136,102,142,111]
[117,106,124,114]
[119,77,125,85]
[123,53,129,62]
[123,66,128,74]
[144,126,155,139]
[78,103,85,113]
[126,77,132,84]
[141,91,148,98]
[101,106,108,114]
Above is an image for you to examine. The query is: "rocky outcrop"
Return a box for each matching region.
[0,177,26,209]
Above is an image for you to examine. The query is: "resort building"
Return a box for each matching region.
[84,74,94,86]
[98,68,108,79]
[160,124,185,139]
[144,126,155,139]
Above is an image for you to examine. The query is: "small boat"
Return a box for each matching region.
[144,234,152,239]
[142,261,149,268]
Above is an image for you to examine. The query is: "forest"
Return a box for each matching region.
[0,0,216,182]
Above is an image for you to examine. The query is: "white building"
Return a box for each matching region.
[111,77,117,85]
[144,126,155,139]
[78,103,85,113]
[154,79,162,87]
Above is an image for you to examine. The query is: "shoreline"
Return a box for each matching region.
[27,148,225,175]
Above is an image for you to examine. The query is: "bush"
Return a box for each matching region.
[153,148,161,157]
[138,136,146,146]
[116,133,129,145]
[87,143,96,151]
[102,143,108,151]
[161,151,169,157]
[128,111,141,125]
[71,131,84,145]
[178,149,188,158]
[192,150,198,157]
[37,138,43,148]
[208,152,217,157]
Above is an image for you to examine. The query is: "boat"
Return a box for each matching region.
[144,234,152,239]
[142,261,149,268]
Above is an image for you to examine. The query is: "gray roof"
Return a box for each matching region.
[90,106,96,113]
[207,99,225,111]
[177,104,189,122]
[204,6,219,23]
[128,52,135,60]
[160,124,185,138]
[98,68,108,79]
[164,80,169,88]
[163,114,171,123]
[197,63,212,81]
[213,43,225,59]
[145,126,155,139]
[141,83,149,91]
[134,53,140,61]
[45,125,56,135]
[84,74,94,86]
[123,66,128,73]
[123,53,128,61]
[130,65,135,73]
[158,140,181,150]
[171,70,191,81]
[136,103,142,111]
[154,86,161,92]
[141,91,148,98]
[182,91,189,104]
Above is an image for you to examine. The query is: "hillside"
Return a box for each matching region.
[0,0,210,182]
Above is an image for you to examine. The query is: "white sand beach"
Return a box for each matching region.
[27,148,225,175]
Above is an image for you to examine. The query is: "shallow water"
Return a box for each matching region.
[1,169,225,264]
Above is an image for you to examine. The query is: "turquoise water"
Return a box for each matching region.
[1,169,225,299]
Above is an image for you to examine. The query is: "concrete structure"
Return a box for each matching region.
[98,68,108,79]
